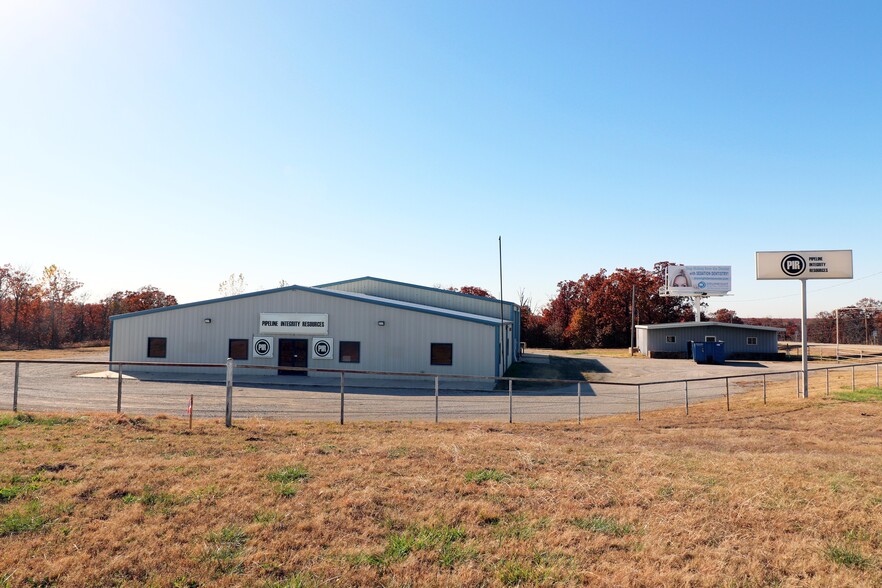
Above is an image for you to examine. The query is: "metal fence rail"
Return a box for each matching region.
[1,358,881,426]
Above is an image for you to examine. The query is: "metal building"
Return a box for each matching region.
[636,322,783,360]
[109,279,517,378]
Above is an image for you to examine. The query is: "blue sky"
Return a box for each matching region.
[1,1,880,317]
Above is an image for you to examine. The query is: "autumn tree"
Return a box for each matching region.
[41,265,83,348]
[448,286,495,298]
[712,308,742,324]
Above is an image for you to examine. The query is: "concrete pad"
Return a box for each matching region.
[76,370,136,380]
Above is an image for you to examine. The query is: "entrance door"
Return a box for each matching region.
[278,338,308,375]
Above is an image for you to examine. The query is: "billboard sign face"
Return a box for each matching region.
[756,250,853,280]
[666,265,732,295]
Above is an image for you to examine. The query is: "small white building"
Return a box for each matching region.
[110,278,518,378]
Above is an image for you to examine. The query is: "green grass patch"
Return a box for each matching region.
[0,413,75,429]
[0,474,42,503]
[353,524,467,568]
[267,465,309,498]
[465,468,510,484]
[826,543,871,569]
[496,552,562,586]
[833,387,882,403]
[203,524,248,574]
[492,515,550,541]
[572,515,633,537]
[119,486,182,514]
[0,501,47,536]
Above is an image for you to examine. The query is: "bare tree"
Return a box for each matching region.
[219,273,247,296]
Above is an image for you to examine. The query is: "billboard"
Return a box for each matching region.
[665,265,731,296]
[756,250,853,280]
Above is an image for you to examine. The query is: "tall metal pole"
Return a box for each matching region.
[499,236,505,377]
[801,279,809,398]
[835,308,839,361]
[630,285,636,355]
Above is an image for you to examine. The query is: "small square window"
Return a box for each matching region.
[747,337,758,346]
[705,336,717,343]
[229,339,249,360]
[147,337,167,358]
[666,336,676,343]
[340,341,360,363]
[431,343,453,366]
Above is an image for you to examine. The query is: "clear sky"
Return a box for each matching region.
[2,1,880,318]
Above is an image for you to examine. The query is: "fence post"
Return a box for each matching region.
[726,378,730,411]
[877,364,879,388]
[637,385,641,421]
[852,365,856,392]
[685,381,689,416]
[508,379,513,424]
[224,358,233,428]
[762,374,767,405]
[12,361,20,413]
[577,382,582,424]
[116,365,123,414]
[826,369,829,397]
[796,372,800,398]
[340,372,345,425]
[434,376,439,424]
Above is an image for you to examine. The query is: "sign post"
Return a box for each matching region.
[756,250,853,398]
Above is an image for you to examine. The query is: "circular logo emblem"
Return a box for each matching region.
[314,340,330,358]
[781,254,806,276]
[697,281,707,289]
[254,338,271,356]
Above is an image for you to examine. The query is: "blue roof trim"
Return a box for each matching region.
[316,276,518,308]
[109,283,511,328]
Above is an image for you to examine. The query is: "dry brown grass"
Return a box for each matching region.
[530,348,638,359]
[1,389,882,587]
[0,346,108,360]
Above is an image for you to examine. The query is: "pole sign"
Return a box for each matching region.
[665,265,731,295]
[259,313,329,335]
[756,250,853,280]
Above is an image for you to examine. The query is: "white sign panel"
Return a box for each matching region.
[756,250,853,280]
[252,336,274,358]
[666,265,732,295]
[259,313,329,335]
[312,337,333,360]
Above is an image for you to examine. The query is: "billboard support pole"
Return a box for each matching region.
[801,278,808,398]
[693,297,702,323]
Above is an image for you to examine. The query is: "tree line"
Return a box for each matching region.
[0,264,176,349]
[1,261,877,350]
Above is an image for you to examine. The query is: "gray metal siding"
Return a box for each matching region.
[321,278,521,362]
[638,325,779,357]
[111,289,500,377]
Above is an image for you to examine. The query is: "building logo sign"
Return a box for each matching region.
[253,336,274,358]
[259,313,329,335]
[312,337,333,360]
[756,250,853,280]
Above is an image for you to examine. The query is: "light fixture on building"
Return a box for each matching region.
[377,321,385,326]
[204,318,212,324]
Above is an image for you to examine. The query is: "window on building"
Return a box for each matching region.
[340,341,360,363]
[666,336,676,343]
[229,339,249,360]
[747,337,758,346]
[705,336,717,342]
[147,337,167,358]
[431,343,453,366]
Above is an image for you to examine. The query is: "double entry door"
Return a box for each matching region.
[278,338,308,375]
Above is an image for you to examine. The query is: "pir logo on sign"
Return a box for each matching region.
[254,338,271,356]
[313,339,331,358]
[781,254,806,277]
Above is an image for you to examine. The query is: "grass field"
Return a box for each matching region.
[1,387,882,587]
[0,346,109,360]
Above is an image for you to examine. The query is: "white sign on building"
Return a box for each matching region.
[756,250,853,280]
[259,313,329,335]
[252,336,274,358]
[312,337,334,360]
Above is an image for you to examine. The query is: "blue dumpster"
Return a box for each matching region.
[693,341,726,364]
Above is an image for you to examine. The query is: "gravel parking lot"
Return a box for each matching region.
[1,350,878,423]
